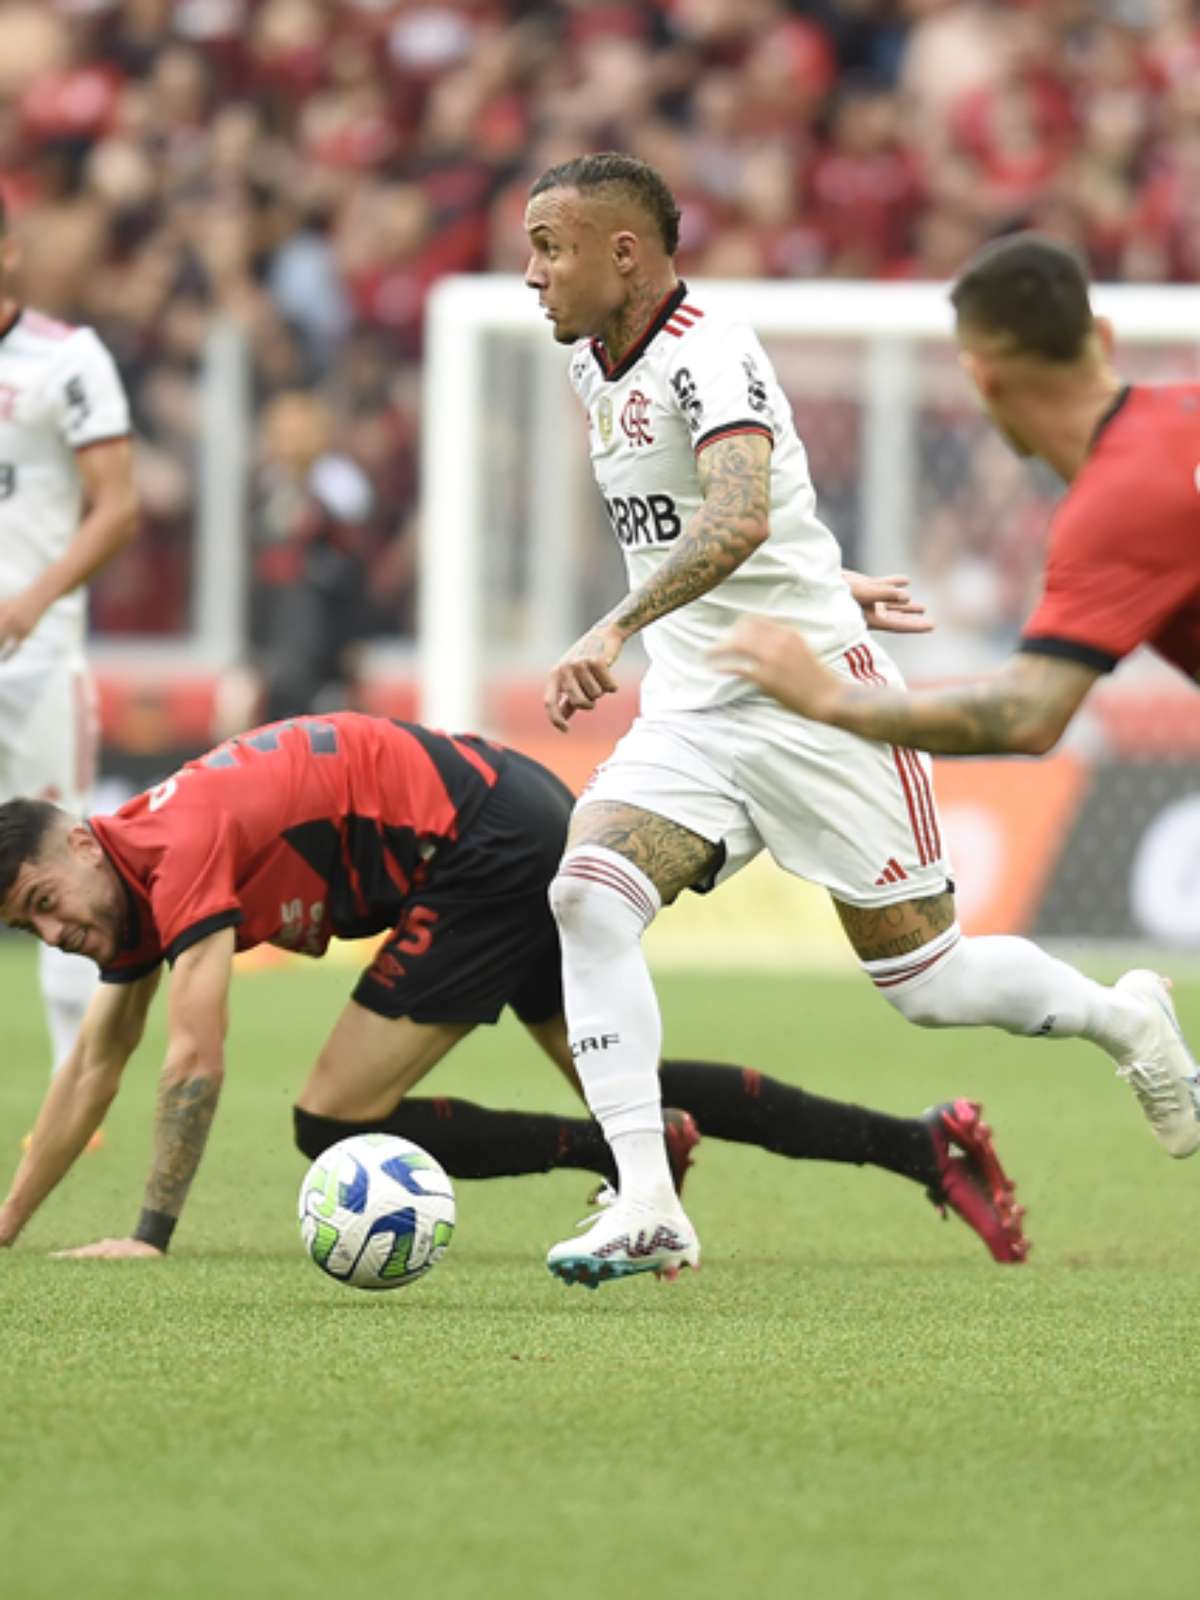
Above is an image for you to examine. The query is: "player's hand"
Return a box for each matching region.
[0,587,47,660]
[51,1237,165,1260]
[843,570,933,634]
[544,623,624,732]
[711,616,842,721]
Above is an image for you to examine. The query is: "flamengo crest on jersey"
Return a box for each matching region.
[0,311,131,650]
[568,282,865,714]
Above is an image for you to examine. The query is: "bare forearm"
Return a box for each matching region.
[141,1063,223,1222]
[819,677,1056,755]
[27,501,137,611]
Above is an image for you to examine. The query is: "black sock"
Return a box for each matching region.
[659,1059,937,1187]
[294,1099,616,1182]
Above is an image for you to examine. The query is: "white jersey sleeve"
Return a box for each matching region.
[663,320,778,457]
[48,328,131,451]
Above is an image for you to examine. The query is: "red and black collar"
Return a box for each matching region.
[1088,383,1132,454]
[590,282,688,383]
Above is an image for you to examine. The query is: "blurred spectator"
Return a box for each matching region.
[1,0,1198,663]
[247,389,377,723]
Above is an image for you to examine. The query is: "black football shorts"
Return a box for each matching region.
[353,748,573,1026]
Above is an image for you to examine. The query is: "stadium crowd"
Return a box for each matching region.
[1,0,1197,648]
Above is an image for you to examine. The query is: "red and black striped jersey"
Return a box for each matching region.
[91,714,506,982]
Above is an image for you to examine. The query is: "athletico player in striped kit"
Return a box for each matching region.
[525,155,1186,1289]
[0,190,138,1136]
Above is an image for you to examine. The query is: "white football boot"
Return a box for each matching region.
[547,1197,700,1289]
[1114,970,1200,1158]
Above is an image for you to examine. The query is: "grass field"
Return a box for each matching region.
[2,941,1198,1600]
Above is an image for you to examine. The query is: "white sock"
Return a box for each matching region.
[865,924,1146,1061]
[39,941,98,1076]
[549,845,676,1206]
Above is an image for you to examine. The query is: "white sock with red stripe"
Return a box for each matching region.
[549,845,678,1207]
[864,923,1146,1057]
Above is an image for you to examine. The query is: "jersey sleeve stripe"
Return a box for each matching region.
[1019,635,1120,673]
[694,421,775,454]
[164,908,243,965]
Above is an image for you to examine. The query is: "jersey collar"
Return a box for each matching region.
[590,282,688,383]
[0,305,22,343]
[1088,383,1132,453]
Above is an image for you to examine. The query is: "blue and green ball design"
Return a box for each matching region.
[298,1133,456,1290]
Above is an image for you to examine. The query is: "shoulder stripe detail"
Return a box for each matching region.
[695,421,774,454]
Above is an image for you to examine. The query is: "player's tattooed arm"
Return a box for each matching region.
[542,433,772,731]
[134,928,236,1247]
[714,619,1101,755]
[611,432,772,637]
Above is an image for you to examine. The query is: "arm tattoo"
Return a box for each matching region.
[142,1073,222,1218]
[612,434,771,637]
[828,655,1098,756]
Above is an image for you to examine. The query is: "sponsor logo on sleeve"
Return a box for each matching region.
[670,367,704,434]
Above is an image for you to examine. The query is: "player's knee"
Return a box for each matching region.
[549,848,658,952]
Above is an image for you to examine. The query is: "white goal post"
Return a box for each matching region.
[420,275,1200,733]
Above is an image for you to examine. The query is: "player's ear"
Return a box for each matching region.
[611,229,638,275]
[1093,315,1116,361]
[66,823,103,865]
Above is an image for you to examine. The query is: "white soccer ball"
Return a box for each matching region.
[298,1133,456,1291]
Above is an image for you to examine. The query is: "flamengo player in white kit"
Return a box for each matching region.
[524,153,1197,1289]
[0,193,138,1122]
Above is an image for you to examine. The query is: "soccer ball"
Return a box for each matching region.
[298,1133,456,1291]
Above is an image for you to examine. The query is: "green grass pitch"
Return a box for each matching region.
[1,942,1197,1600]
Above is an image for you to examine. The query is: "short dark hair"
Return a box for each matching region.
[0,799,64,902]
[951,232,1094,362]
[529,152,682,256]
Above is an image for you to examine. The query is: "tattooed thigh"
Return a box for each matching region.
[832,890,958,963]
[565,800,719,903]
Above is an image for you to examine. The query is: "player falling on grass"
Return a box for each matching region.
[714,231,1200,1161]
[0,712,1026,1263]
[0,190,138,1135]
[525,154,1194,1290]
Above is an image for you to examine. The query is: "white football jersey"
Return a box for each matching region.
[0,308,131,651]
[569,282,865,713]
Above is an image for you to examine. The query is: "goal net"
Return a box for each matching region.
[421,276,1200,954]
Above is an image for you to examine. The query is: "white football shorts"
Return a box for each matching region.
[0,644,97,814]
[579,637,951,907]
